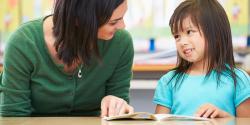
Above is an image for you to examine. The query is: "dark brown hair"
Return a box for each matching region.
[53,0,124,66]
[169,0,238,87]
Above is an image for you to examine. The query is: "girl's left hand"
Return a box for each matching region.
[100,95,134,117]
[195,104,232,118]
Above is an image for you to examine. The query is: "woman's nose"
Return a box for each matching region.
[117,20,126,29]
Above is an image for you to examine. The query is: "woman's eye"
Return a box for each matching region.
[108,22,117,26]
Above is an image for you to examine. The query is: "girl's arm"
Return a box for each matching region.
[155,104,170,114]
[236,98,250,117]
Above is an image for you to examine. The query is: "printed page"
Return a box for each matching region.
[103,112,209,121]
[152,114,209,121]
[103,112,154,120]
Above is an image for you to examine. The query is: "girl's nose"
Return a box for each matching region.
[179,37,189,46]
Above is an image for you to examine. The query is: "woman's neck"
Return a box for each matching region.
[43,16,80,73]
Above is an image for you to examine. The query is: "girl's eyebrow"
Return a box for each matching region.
[184,26,199,32]
[183,26,193,30]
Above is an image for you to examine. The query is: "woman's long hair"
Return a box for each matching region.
[53,0,124,66]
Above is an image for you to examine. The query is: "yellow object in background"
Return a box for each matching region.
[21,0,53,23]
[0,0,20,40]
[0,0,53,43]
[225,0,248,25]
[224,0,248,36]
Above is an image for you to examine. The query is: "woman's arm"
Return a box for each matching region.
[236,98,250,117]
[101,30,134,117]
[0,29,33,116]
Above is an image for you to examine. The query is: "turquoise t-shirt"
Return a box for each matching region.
[153,69,250,116]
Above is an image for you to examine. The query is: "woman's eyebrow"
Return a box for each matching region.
[109,17,123,23]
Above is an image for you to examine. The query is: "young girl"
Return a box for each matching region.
[153,0,250,118]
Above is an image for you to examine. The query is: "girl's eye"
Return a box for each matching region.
[174,34,180,39]
[187,30,194,35]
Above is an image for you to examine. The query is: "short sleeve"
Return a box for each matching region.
[234,69,250,107]
[153,71,175,109]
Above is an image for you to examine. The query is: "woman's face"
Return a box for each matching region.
[98,0,128,40]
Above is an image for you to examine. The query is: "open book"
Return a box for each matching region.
[103,112,209,121]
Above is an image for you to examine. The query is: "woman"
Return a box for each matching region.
[0,0,134,117]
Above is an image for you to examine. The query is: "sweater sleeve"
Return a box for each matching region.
[105,30,134,103]
[0,28,34,116]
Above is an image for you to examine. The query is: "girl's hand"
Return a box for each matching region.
[101,95,134,117]
[195,104,232,118]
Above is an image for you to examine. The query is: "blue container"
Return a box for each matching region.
[247,36,250,47]
[149,38,155,52]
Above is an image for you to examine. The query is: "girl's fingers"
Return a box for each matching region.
[202,108,216,118]
[196,106,209,117]
[210,110,219,118]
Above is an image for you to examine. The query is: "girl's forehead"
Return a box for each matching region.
[181,16,196,28]
[174,16,198,33]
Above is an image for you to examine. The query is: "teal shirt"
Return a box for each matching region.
[153,69,250,116]
[0,17,134,116]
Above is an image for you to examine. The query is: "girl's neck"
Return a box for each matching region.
[187,62,208,75]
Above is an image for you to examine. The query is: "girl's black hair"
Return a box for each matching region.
[169,0,238,87]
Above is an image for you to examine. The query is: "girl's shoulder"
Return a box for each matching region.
[160,70,177,82]
[234,68,249,77]
[234,68,250,84]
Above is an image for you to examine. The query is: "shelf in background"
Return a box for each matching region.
[130,80,157,89]
[132,63,250,80]
[133,64,175,72]
[132,64,175,79]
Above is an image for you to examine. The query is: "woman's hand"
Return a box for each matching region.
[101,95,134,117]
[195,104,232,118]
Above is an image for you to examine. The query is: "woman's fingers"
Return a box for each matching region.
[101,95,134,117]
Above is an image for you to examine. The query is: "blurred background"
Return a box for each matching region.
[0,0,249,113]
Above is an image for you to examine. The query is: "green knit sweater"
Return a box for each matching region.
[0,18,134,116]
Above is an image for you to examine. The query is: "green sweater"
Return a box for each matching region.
[0,18,134,116]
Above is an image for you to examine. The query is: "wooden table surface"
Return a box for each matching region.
[0,117,249,125]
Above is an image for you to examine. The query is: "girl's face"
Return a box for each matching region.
[98,0,127,40]
[174,16,206,66]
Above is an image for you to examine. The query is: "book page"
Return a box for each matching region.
[103,112,154,120]
[152,114,209,121]
[103,112,209,121]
